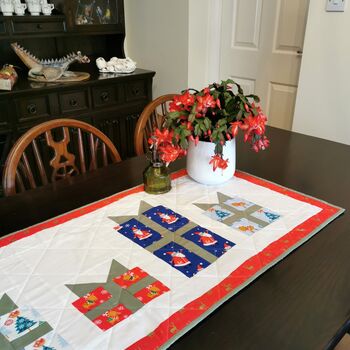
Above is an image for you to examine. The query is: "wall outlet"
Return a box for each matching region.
[326,0,346,12]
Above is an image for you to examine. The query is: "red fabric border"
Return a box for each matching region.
[0,169,342,349]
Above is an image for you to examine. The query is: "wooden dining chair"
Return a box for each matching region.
[134,94,177,156]
[2,118,122,197]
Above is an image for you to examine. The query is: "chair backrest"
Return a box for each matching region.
[3,118,122,196]
[134,94,177,156]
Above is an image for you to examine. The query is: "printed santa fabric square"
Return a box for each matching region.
[117,219,163,247]
[143,205,189,231]
[182,226,235,257]
[154,242,210,277]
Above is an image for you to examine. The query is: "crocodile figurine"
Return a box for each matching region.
[11,42,90,82]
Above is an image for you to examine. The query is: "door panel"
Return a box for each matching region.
[267,83,297,130]
[220,0,309,131]
[274,0,309,53]
[232,0,263,50]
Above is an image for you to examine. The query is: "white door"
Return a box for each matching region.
[219,0,309,130]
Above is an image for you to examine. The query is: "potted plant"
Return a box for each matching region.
[149,79,269,185]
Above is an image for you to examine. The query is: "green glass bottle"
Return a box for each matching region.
[143,162,171,194]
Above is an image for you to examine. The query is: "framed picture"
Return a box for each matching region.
[74,0,117,25]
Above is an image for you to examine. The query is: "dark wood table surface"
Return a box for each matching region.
[0,127,349,350]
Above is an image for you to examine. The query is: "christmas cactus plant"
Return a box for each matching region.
[149,79,269,171]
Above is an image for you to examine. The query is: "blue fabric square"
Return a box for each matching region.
[143,205,189,231]
[117,219,163,248]
[154,242,210,278]
[182,226,235,257]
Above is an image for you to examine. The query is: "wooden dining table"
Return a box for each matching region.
[0,126,349,350]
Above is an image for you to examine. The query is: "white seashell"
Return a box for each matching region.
[110,57,119,64]
[96,56,137,74]
[96,57,107,70]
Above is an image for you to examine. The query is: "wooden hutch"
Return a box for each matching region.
[0,0,155,179]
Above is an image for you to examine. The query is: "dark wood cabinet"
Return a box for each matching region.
[0,0,155,191]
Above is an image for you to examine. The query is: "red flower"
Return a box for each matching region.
[230,121,242,137]
[148,128,173,146]
[196,93,216,114]
[252,136,270,152]
[158,144,184,164]
[241,114,267,140]
[169,91,195,112]
[209,155,229,172]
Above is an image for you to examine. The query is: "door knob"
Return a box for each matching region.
[297,50,303,55]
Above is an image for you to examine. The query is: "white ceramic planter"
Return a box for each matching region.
[186,139,236,185]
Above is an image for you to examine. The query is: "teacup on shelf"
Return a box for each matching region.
[41,2,53,15]
[14,3,27,15]
[25,0,40,15]
[0,1,14,16]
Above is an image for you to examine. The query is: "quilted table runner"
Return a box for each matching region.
[0,170,344,350]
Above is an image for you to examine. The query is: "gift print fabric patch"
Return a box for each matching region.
[204,205,234,222]
[231,218,263,235]
[93,305,132,331]
[66,260,170,332]
[0,294,71,349]
[224,197,255,211]
[0,308,41,341]
[195,192,281,236]
[134,281,170,305]
[113,267,149,289]
[143,205,189,231]
[24,331,71,350]
[110,201,237,278]
[251,208,281,223]
[72,287,112,314]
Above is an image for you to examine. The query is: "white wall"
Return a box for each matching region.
[293,0,350,145]
[124,0,189,98]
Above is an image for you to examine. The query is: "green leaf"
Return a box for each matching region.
[188,113,195,123]
[199,123,207,133]
[225,99,235,114]
[194,124,200,136]
[217,118,227,127]
[203,117,211,130]
[214,142,223,155]
[237,109,243,120]
[168,111,181,120]
[180,137,189,149]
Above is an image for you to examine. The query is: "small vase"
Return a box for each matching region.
[143,162,172,194]
[186,139,236,185]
